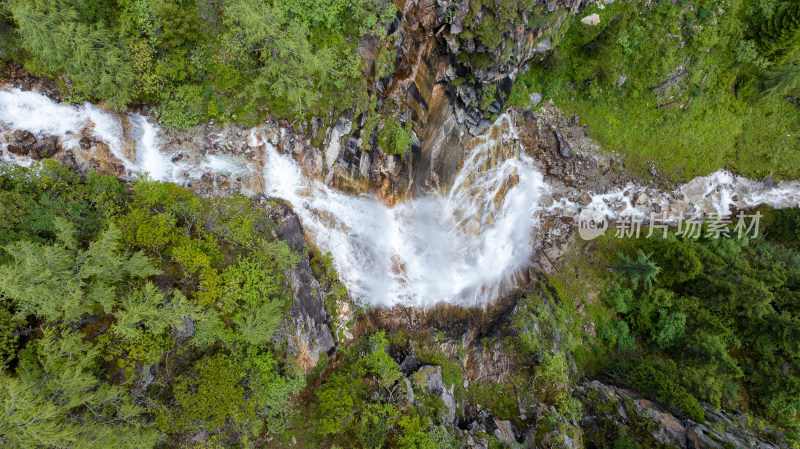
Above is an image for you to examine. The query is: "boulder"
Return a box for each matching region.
[415,365,457,425]
[7,129,36,155]
[581,13,601,26]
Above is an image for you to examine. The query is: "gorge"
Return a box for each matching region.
[2,87,799,309]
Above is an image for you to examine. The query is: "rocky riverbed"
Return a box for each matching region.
[2,61,798,448]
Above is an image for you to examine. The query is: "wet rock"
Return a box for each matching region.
[579,192,593,206]
[79,136,92,150]
[35,136,59,158]
[7,130,36,155]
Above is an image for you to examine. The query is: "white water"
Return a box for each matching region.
[129,113,172,181]
[0,88,138,173]
[256,116,547,306]
[2,88,800,307]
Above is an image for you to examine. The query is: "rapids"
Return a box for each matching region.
[2,88,800,307]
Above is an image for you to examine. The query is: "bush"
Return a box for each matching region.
[623,359,705,423]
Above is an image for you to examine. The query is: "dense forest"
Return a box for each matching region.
[506,0,800,179]
[1,164,800,447]
[1,0,799,172]
[1,0,800,448]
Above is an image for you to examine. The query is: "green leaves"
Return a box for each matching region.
[625,358,706,423]
[610,250,661,290]
[314,331,402,438]
[1,329,161,449]
[168,353,252,432]
[650,310,686,350]
[7,0,135,108]
[756,1,800,64]
[0,163,316,448]
[0,221,159,323]
[114,283,199,341]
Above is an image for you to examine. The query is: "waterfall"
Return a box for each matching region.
[256,116,548,306]
[2,87,800,307]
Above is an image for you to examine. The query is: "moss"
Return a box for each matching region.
[466,381,523,426]
[413,336,466,402]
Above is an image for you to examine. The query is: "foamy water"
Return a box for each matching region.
[2,88,800,307]
[255,116,547,306]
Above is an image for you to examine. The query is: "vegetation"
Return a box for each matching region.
[0,162,303,448]
[587,212,800,444]
[2,0,800,446]
[508,0,800,180]
[1,0,396,127]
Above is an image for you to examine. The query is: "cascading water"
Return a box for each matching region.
[255,116,548,306]
[2,87,800,307]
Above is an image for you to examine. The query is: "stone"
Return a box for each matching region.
[7,129,36,155]
[415,365,457,424]
[34,136,59,158]
[581,13,601,26]
[529,92,543,108]
[534,37,553,53]
[272,205,336,372]
[458,84,477,106]
[79,136,92,150]
[554,129,573,158]
[493,419,517,446]
[399,355,422,376]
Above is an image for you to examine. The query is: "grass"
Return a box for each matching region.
[507,0,800,181]
[544,235,619,372]
[466,381,525,427]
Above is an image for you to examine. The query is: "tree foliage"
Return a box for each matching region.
[3,0,396,125]
[610,250,661,290]
[7,0,135,108]
[0,220,159,323]
[0,163,306,448]
[602,218,800,441]
[0,329,161,449]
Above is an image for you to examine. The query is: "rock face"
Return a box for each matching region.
[578,380,783,449]
[318,0,594,197]
[267,201,336,372]
[415,365,458,425]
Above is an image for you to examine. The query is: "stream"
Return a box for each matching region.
[2,88,800,307]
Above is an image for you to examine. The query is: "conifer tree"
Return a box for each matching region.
[757,1,800,64]
[7,0,135,108]
[0,329,161,449]
[610,250,661,290]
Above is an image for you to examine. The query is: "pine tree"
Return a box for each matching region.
[0,329,161,449]
[758,1,800,64]
[0,219,159,323]
[7,0,135,108]
[610,250,661,290]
